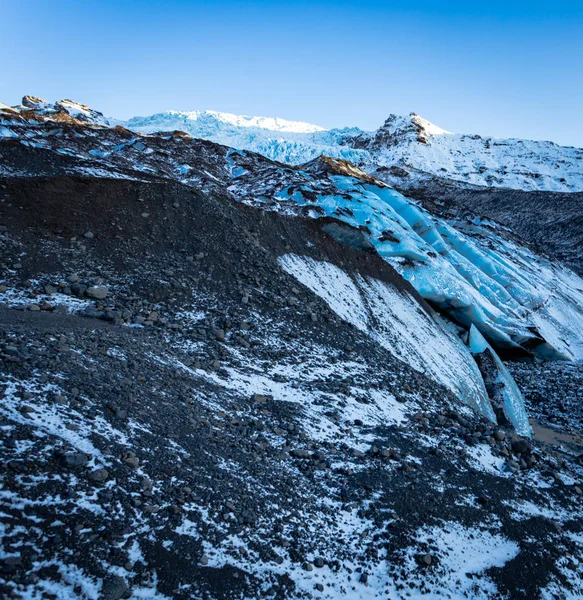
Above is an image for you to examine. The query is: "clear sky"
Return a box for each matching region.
[2,0,582,146]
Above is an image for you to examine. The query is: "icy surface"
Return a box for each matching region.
[469,325,532,437]
[263,172,583,361]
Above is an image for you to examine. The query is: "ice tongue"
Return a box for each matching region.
[469,325,532,438]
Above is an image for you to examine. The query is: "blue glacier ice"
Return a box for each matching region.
[468,326,532,438]
[264,168,583,361]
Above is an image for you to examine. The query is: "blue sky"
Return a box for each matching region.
[2,0,582,145]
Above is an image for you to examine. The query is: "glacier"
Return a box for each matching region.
[469,325,532,437]
[226,156,583,361]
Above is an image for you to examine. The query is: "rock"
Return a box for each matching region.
[88,468,109,482]
[511,437,531,455]
[291,449,311,459]
[122,451,139,468]
[85,286,108,300]
[84,231,94,239]
[303,562,313,571]
[252,394,270,404]
[422,553,432,565]
[493,430,506,441]
[359,572,368,584]
[83,305,105,319]
[314,557,325,568]
[71,283,87,297]
[200,555,209,566]
[101,574,129,600]
[61,452,89,468]
[574,486,582,496]
[0,284,8,293]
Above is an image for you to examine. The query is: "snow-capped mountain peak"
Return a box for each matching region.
[14,95,111,126]
[127,109,325,135]
[374,112,452,142]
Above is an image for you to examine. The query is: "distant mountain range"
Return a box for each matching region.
[7,95,583,193]
[124,107,583,194]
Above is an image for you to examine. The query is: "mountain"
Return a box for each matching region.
[123,105,583,276]
[125,108,583,193]
[1,97,583,599]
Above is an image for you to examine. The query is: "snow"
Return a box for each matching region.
[466,443,508,476]
[0,375,130,464]
[0,288,91,312]
[121,109,583,193]
[278,254,493,420]
[404,522,520,598]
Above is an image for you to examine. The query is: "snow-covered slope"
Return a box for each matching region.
[367,113,583,192]
[125,108,583,193]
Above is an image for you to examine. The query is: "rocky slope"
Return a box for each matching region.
[1,98,583,599]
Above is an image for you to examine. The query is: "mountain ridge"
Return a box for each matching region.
[6,96,582,193]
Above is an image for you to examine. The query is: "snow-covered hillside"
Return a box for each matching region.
[125,109,583,193]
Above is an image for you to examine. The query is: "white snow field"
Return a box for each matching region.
[278,254,493,421]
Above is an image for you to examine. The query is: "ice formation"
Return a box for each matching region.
[125,110,583,193]
[469,325,532,437]
[263,170,583,362]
